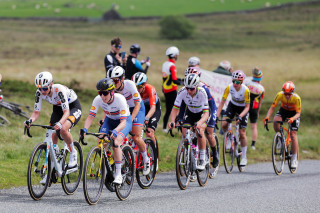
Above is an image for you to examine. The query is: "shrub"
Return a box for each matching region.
[159,15,195,39]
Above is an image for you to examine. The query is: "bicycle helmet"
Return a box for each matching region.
[188,57,200,66]
[35,71,53,88]
[282,81,295,94]
[252,67,263,81]
[130,44,141,54]
[219,60,231,71]
[166,46,179,58]
[96,78,115,91]
[184,67,201,77]
[107,66,125,79]
[232,70,246,82]
[132,72,147,86]
[184,73,200,88]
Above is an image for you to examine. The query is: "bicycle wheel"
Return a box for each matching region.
[136,139,157,189]
[61,141,83,195]
[115,144,135,201]
[196,141,210,186]
[223,132,235,174]
[0,115,10,126]
[27,142,51,200]
[176,139,192,190]
[209,134,219,179]
[287,141,298,174]
[272,132,285,175]
[236,146,245,172]
[83,146,105,205]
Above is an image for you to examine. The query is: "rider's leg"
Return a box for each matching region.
[250,122,258,147]
[290,131,299,155]
[146,128,156,146]
[273,115,282,132]
[239,128,247,158]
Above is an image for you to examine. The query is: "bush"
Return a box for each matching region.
[159,15,195,39]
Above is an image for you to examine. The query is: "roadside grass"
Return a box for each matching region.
[0,3,320,188]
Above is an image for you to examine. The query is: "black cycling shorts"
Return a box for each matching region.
[145,101,161,131]
[224,102,248,129]
[183,108,207,127]
[275,107,300,131]
[249,107,259,123]
[50,99,82,128]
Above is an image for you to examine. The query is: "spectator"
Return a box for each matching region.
[213,60,233,76]
[125,44,150,80]
[104,37,127,76]
[0,73,2,86]
[188,56,200,68]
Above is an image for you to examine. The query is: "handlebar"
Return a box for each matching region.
[78,130,118,148]
[264,119,290,131]
[168,123,202,138]
[24,124,64,141]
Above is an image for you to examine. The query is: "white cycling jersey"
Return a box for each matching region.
[174,86,209,113]
[116,80,141,108]
[34,84,77,112]
[89,93,130,120]
[222,83,250,107]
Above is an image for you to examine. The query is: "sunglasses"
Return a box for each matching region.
[39,87,49,91]
[98,90,111,96]
[112,78,121,84]
[136,84,144,89]
[113,45,122,49]
[186,87,196,91]
[232,80,242,85]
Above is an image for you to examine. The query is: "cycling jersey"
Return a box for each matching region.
[140,84,159,107]
[34,84,77,112]
[222,83,250,107]
[89,93,130,120]
[125,55,149,80]
[199,82,217,112]
[245,80,265,109]
[271,91,301,112]
[104,51,122,72]
[162,59,178,93]
[116,80,142,108]
[174,87,209,113]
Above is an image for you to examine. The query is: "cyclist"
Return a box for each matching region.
[81,78,132,184]
[162,46,183,133]
[125,44,150,80]
[24,71,82,183]
[188,56,200,67]
[245,67,265,150]
[264,81,301,168]
[104,37,126,74]
[169,73,210,170]
[107,66,150,175]
[216,70,250,166]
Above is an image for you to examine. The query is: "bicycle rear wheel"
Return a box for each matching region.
[196,141,210,186]
[209,134,219,179]
[83,146,105,205]
[287,142,298,174]
[136,139,157,189]
[115,144,135,201]
[61,141,83,195]
[272,132,285,175]
[27,142,51,201]
[176,139,192,190]
[223,132,235,173]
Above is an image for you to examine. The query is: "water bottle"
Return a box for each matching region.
[53,144,60,158]
[107,150,114,165]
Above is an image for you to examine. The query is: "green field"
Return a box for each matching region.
[0,2,320,188]
[0,0,312,17]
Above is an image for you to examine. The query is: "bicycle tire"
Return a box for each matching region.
[136,139,157,189]
[175,138,192,190]
[0,115,10,126]
[83,146,105,205]
[287,141,298,174]
[272,132,285,175]
[61,141,83,195]
[223,132,235,174]
[209,134,219,179]
[27,142,51,201]
[236,145,245,172]
[196,140,210,186]
[115,144,135,201]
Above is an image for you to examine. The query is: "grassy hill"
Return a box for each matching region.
[0,2,319,188]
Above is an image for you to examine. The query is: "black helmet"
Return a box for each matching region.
[96,78,115,91]
[130,44,141,54]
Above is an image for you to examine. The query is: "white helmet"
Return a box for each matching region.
[219,60,231,71]
[107,66,125,78]
[35,71,53,88]
[184,73,200,88]
[188,57,200,66]
[166,46,179,58]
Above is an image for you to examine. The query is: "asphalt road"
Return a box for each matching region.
[0,160,319,213]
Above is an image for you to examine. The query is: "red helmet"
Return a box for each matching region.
[282,81,295,94]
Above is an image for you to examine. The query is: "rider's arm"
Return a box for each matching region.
[28,111,41,123]
[145,85,157,120]
[169,107,179,128]
[58,109,70,126]
[240,103,250,118]
[146,105,156,121]
[131,101,140,121]
[198,111,209,126]
[84,115,95,130]
[216,99,226,119]
[114,118,126,133]
[239,88,250,118]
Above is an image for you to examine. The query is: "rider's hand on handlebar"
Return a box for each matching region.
[263,117,269,125]
[99,120,104,127]
[24,119,32,128]
[168,122,175,130]
[235,116,242,123]
[79,128,87,137]
[196,122,202,131]
[54,122,63,131]
[288,117,294,124]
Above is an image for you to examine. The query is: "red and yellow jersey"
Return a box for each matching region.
[162,59,177,93]
[140,84,159,107]
[272,91,301,112]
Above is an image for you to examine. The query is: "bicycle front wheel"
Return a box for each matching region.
[176,139,192,190]
[272,132,285,175]
[61,141,83,195]
[196,140,210,186]
[115,144,135,201]
[83,146,105,205]
[223,132,235,174]
[287,141,298,174]
[27,142,51,201]
[136,139,157,189]
[0,115,10,126]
